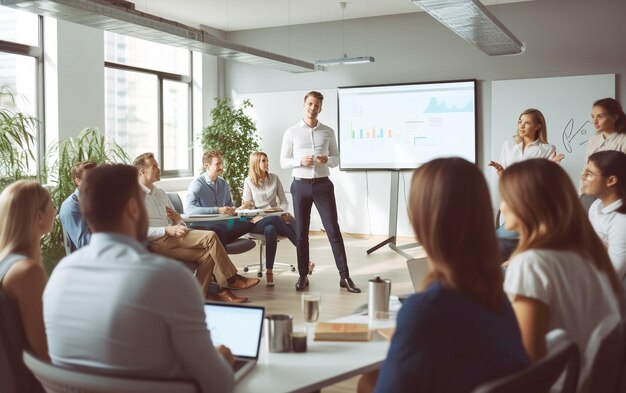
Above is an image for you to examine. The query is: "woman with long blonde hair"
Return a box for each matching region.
[500,159,622,386]
[361,158,528,393]
[241,152,312,286]
[0,180,55,392]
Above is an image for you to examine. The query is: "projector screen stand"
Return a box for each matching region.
[366,170,419,259]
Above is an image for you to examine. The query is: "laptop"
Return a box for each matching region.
[406,257,429,293]
[203,302,265,381]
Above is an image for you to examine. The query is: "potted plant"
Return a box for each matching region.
[41,127,130,270]
[0,87,40,191]
[201,97,260,205]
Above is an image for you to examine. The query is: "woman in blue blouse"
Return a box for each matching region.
[359,158,529,393]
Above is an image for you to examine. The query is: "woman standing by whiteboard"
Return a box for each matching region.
[489,108,564,174]
[580,98,626,193]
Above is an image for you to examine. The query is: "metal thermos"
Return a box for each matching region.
[368,276,391,319]
[264,314,293,352]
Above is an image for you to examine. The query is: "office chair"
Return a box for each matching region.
[242,232,296,277]
[23,351,200,393]
[472,330,580,393]
[165,192,255,255]
[584,315,623,393]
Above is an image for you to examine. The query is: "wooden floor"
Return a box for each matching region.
[229,232,428,393]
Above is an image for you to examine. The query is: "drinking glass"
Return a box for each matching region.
[301,292,321,323]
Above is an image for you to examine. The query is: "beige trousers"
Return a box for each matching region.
[149,229,237,296]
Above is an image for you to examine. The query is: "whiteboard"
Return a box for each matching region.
[490,74,615,203]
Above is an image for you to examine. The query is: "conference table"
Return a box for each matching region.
[234,302,401,393]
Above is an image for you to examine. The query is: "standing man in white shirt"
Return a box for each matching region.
[44,164,236,393]
[582,150,626,283]
[134,152,259,303]
[280,91,360,293]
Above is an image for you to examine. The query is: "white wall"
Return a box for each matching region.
[221,0,626,236]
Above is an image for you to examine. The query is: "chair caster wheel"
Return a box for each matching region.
[290,266,296,272]
[257,272,263,278]
[243,267,249,272]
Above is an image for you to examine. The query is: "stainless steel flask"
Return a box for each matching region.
[368,276,391,319]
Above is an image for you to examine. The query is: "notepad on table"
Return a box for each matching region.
[313,322,371,342]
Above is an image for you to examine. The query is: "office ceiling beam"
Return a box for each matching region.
[1,0,317,73]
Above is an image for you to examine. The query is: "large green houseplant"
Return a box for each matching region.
[0,87,40,190]
[201,97,260,206]
[42,127,130,270]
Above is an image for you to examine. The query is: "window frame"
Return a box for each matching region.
[104,46,194,178]
[0,14,45,173]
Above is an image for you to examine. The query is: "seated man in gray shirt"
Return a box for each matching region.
[44,164,235,393]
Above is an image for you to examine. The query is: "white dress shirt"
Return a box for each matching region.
[242,173,289,211]
[141,183,184,240]
[589,199,626,279]
[280,120,339,178]
[498,139,556,168]
[44,233,234,393]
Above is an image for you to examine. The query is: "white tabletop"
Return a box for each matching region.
[234,310,398,393]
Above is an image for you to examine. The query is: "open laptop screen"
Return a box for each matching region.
[203,303,265,359]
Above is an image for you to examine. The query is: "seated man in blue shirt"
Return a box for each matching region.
[185,150,254,246]
[44,164,236,393]
[59,160,97,251]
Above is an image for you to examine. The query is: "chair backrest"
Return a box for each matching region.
[584,314,623,393]
[0,293,44,393]
[23,351,199,393]
[472,331,580,393]
[166,192,185,214]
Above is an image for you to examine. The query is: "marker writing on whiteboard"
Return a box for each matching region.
[562,119,592,153]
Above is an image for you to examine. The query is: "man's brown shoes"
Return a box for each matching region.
[226,274,260,290]
[207,289,248,303]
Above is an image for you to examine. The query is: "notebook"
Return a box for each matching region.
[406,257,429,293]
[204,302,265,382]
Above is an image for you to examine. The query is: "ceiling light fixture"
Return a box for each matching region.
[315,2,375,70]
[411,0,524,56]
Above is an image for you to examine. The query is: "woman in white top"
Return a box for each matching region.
[582,150,626,283]
[499,159,622,388]
[489,108,563,174]
[580,98,626,194]
[0,181,55,391]
[241,152,312,286]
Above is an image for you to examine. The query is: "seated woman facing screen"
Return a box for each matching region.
[0,180,55,392]
[359,157,529,393]
[500,159,623,388]
[240,152,312,286]
[581,150,626,285]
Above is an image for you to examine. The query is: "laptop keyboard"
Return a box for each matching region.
[233,359,248,372]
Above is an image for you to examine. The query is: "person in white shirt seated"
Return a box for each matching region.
[240,152,312,286]
[499,158,623,389]
[582,150,626,285]
[44,164,236,393]
[488,108,564,261]
[134,152,259,303]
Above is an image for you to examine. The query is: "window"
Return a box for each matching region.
[104,31,192,176]
[0,5,43,174]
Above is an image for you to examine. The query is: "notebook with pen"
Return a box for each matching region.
[203,302,265,382]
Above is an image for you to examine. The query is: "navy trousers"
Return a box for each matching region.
[252,215,297,269]
[290,177,349,279]
[191,219,254,247]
